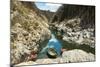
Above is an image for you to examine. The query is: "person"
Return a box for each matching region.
[26,51,37,61]
[40,34,62,58]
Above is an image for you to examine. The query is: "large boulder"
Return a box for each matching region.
[62,49,95,63]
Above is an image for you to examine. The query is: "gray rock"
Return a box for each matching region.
[62,49,95,63]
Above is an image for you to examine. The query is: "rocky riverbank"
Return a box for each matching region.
[51,18,95,48]
[15,49,95,66]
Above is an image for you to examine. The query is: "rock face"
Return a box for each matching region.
[51,4,95,29]
[50,4,95,48]
[11,0,51,65]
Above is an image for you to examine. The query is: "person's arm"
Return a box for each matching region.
[40,46,48,53]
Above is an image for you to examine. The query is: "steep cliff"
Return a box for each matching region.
[50,4,95,29]
[50,4,95,48]
[11,0,51,64]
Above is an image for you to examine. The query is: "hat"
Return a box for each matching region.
[47,48,58,58]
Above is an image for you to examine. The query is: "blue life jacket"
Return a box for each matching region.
[40,33,62,57]
[47,38,62,56]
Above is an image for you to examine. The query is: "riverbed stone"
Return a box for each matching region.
[62,49,95,63]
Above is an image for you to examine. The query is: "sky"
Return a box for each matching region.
[35,2,62,12]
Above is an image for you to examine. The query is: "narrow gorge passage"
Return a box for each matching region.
[34,2,95,59]
[11,0,95,66]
